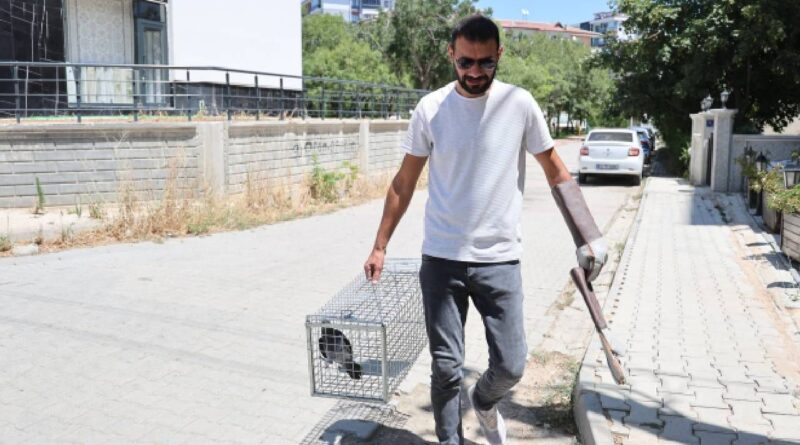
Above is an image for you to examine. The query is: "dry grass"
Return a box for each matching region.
[29,162,402,254]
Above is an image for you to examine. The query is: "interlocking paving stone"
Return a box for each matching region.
[660,414,698,443]
[732,432,771,445]
[624,403,663,428]
[761,394,800,415]
[575,179,800,445]
[745,363,778,378]
[728,400,771,426]
[755,377,791,394]
[695,431,738,445]
[661,375,693,395]
[764,414,800,440]
[609,410,631,437]
[717,366,753,384]
[661,393,698,418]
[692,388,730,409]
[723,382,761,402]
[692,407,732,433]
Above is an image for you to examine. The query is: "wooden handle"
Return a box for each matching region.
[571,267,626,385]
[570,267,608,330]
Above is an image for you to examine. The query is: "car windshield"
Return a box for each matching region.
[588,132,634,142]
[637,131,648,140]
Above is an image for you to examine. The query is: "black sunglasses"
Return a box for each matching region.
[455,57,497,71]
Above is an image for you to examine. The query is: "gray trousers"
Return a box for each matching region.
[419,255,528,445]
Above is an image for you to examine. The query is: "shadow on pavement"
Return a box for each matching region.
[579,377,791,444]
[299,399,412,445]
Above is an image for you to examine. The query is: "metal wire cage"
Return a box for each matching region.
[306,258,426,402]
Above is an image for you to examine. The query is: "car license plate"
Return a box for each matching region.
[596,163,619,170]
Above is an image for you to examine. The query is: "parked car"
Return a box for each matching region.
[578,129,645,185]
[631,126,653,163]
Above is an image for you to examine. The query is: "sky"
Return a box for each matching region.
[477,0,612,26]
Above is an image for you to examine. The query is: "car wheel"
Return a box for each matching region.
[632,174,642,186]
[578,173,587,184]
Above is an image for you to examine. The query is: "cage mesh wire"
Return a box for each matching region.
[306,258,426,402]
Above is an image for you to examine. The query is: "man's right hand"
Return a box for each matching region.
[364,248,386,283]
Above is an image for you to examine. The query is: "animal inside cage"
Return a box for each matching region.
[306,258,427,402]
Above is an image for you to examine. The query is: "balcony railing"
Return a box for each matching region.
[0,61,427,123]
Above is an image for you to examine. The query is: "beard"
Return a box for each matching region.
[456,65,497,95]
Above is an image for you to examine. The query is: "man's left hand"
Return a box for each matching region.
[577,237,608,282]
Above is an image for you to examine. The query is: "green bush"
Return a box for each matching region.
[34,177,45,214]
[310,156,346,203]
[769,185,800,213]
[0,234,11,252]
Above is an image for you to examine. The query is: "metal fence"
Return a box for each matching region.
[0,61,428,123]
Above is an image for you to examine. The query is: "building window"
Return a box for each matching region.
[134,0,166,22]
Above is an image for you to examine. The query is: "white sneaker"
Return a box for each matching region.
[468,384,507,445]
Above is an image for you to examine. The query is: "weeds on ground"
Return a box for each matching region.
[0,234,11,252]
[527,351,581,432]
[89,202,104,220]
[33,177,46,214]
[68,197,83,218]
[33,157,400,253]
[310,156,346,203]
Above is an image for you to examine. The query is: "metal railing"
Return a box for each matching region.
[0,61,428,123]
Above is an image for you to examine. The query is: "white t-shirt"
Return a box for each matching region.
[402,80,554,262]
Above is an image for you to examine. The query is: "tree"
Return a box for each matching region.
[303,14,397,84]
[302,14,350,56]
[387,0,491,89]
[501,32,620,135]
[599,0,800,171]
[302,14,400,117]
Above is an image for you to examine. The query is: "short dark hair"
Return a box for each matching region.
[451,14,500,48]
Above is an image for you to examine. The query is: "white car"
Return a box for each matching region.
[578,129,645,185]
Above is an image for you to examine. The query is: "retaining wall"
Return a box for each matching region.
[0,119,409,208]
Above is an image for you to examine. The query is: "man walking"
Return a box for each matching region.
[364,15,608,445]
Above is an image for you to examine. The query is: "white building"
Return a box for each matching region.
[579,11,634,49]
[303,0,394,23]
[1,0,302,110]
[498,20,601,49]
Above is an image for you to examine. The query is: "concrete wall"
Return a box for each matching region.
[225,121,361,194]
[0,119,408,208]
[689,109,737,191]
[728,134,800,192]
[0,123,200,208]
[367,121,407,172]
[689,112,714,187]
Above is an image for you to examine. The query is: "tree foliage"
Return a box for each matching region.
[385,0,490,89]
[501,33,619,133]
[302,1,622,132]
[598,0,800,170]
[302,14,397,85]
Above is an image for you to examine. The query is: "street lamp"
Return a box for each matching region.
[721,88,731,109]
[755,151,769,173]
[701,95,713,112]
[784,165,800,189]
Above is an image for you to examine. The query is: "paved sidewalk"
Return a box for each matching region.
[575,177,800,445]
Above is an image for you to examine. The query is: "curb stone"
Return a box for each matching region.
[572,176,651,445]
